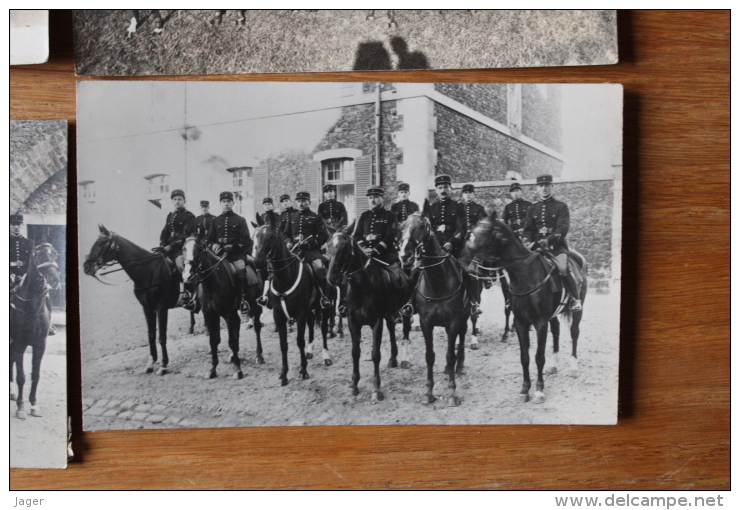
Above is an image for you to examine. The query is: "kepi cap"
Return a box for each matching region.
[536,174,554,185]
[434,174,452,187]
[323,184,336,193]
[10,214,23,224]
[220,191,234,201]
[509,182,522,192]
[462,184,475,193]
[366,186,384,197]
[263,197,273,204]
[200,200,209,207]
[295,191,311,201]
[171,189,185,199]
[397,182,410,192]
[279,194,291,202]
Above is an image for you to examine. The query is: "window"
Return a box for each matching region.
[232,167,252,188]
[79,180,95,202]
[144,174,170,199]
[322,158,356,221]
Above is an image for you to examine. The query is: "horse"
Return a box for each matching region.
[181,236,261,379]
[10,243,60,419]
[468,214,588,404]
[466,254,513,343]
[326,232,411,401]
[252,224,330,386]
[400,208,471,406]
[83,225,180,376]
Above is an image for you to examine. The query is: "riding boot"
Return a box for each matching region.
[256,279,271,308]
[463,271,482,318]
[563,271,582,311]
[312,261,332,309]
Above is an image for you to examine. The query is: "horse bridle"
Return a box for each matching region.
[331,233,371,279]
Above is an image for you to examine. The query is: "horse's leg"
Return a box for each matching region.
[567,310,583,378]
[11,344,26,419]
[514,317,532,402]
[328,288,336,339]
[546,317,561,375]
[276,314,289,386]
[348,317,361,396]
[143,307,157,373]
[254,305,265,365]
[501,278,512,342]
[189,311,195,335]
[156,307,169,375]
[204,312,220,379]
[532,321,548,404]
[10,347,16,401]
[445,323,461,407]
[296,316,310,380]
[29,338,46,417]
[227,312,243,380]
[370,319,385,402]
[470,313,479,350]
[399,314,411,369]
[456,318,467,376]
[385,315,398,368]
[305,312,315,360]
[421,320,436,405]
[321,307,332,366]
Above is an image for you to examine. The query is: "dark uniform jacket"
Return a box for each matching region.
[260,210,280,230]
[317,199,348,230]
[160,208,196,252]
[284,209,329,263]
[502,199,532,236]
[207,210,253,263]
[193,213,215,238]
[429,198,465,253]
[391,199,420,224]
[10,234,34,280]
[279,207,296,233]
[460,201,487,236]
[353,207,400,265]
[522,197,570,256]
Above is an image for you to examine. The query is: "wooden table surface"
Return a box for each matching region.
[10,10,729,490]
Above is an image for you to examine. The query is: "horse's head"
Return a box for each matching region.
[399,212,429,267]
[252,223,282,269]
[325,231,357,287]
[32,243,61,290]
[83,225,119,277]
[469,213,517,263]
[181,236,204,283]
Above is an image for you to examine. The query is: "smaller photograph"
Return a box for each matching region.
[10,10,49,65]
[73,10,618,76]
[10,120,68,469]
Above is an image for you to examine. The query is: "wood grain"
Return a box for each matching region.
[10,10,729,490]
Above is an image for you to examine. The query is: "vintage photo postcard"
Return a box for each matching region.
[10,120,68,468]
[10,10,49,65]
[77,81,622,430]
[73,10,617,76]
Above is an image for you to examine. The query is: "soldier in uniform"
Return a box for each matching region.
[390,182,419,224]
[278,194,296,235]
[259,197,280,229]
[502,182,532,238]
[427,174,481,316]
[193,200,215,239]
[284,191,331,308]
[353,187,408,292]
[317,184,348,231]
[207,191,258,315]
[155,189,196,270]
[460,183,488,239]
[10,214,33,289]
[522,174,583,311]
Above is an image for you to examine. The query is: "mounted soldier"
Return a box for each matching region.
[10,214,33,290]
[459,183,487,240]
[259,197,280,229]
[153,189,195,306]
[522,174,583,311]
[193,200,215,239]
[317,184,348,231]
[284,191,331,308]
[352,186,408,291]
[278,194,296,236]
[428,174,465,256]
[390,182,420,224]
[502,182,532,239]
[206,191,261,315]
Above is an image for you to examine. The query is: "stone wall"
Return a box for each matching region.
[434,83,508,124]
[522,84,562,151]
[434,103,562,181]
[20,169,68,215]
[264,149,312,200]
[10,120,67,213]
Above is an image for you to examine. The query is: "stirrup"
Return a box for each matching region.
[400,302,414,317]
[338,304,348,318]
[256,295,269,307]
[240,299,251,315]
[177,290,191,308]
[570,299,582,312]
[483,279,493,289]
[471,302,482,317]
[320,295,332,309]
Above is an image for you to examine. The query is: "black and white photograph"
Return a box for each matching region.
[10,10,49,65]
[10,120,68,468]
[73,10,618,76]
[77,81,622,430]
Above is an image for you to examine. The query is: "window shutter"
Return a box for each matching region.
[253,165,268,202]
[354,154,372,217]
[303,160,321,203]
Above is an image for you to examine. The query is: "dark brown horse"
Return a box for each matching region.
[252,224,330,386]
[326,232,411,401]
[400,209,470,406]
[468,214,588,404]
[83,225,180,375]
[181,236,260,379]
[10,243,60,419]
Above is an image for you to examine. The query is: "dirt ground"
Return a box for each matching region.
[80,275,619,430]
[10,320,68,469]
